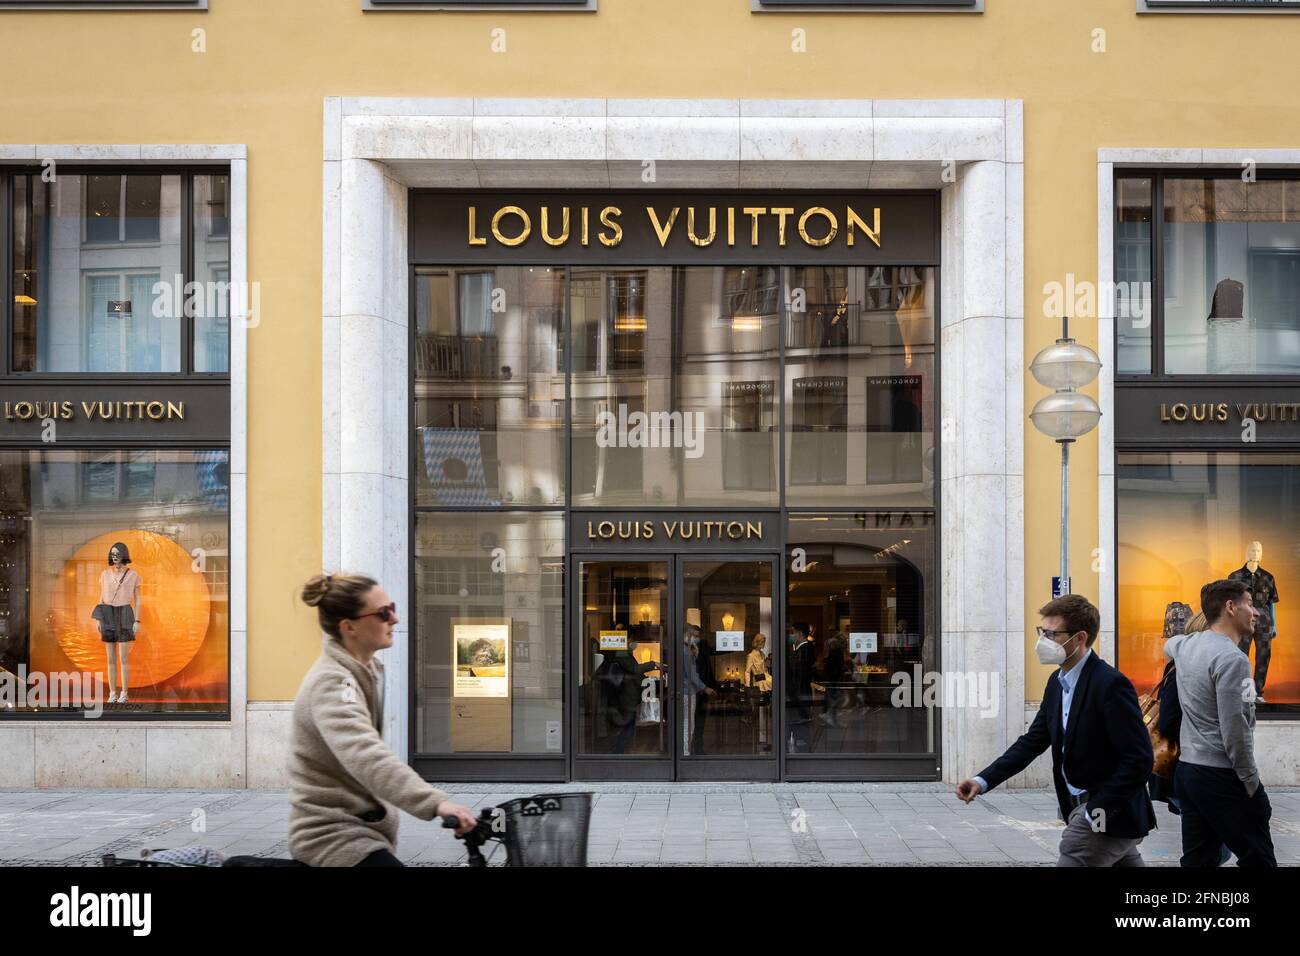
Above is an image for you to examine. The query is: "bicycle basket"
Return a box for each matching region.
[494,792,593,867]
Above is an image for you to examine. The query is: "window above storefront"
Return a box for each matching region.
[6,169,231,376]
[0,1,206,8]
[1138,0,1300,13]
[752,0,980,10]
[1114,171,1300,379]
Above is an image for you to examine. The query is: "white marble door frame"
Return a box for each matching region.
[324,98,1025,782]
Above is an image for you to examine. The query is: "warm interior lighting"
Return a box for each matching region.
[14,295,36,306]
[731,314,762,332]
[613,315,646,331]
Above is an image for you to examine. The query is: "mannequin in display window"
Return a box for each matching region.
[1227,541,1278,701]
[95,542,142,705]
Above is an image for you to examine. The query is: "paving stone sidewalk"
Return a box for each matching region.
[2,783,1298,866]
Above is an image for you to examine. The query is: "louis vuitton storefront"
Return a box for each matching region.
[324,97,1025,787]
[407,191,941,781]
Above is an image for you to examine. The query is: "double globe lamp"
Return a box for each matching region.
[1028,317,1102,597]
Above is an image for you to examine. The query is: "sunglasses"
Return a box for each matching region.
[353,603,397,624]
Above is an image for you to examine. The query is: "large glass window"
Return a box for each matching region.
[784,266,935,506]
[0,449,230,714]
[414,512,564,754]
[415,266,565,506]
[1163,177,1300,375]
[11,171,230,374]
[570,266,780,507]
[785,513,937,754]
[1118,452,1300,708]
[1115,177,1154,375]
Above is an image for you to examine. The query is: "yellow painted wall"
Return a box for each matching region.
[3,0,1298,701]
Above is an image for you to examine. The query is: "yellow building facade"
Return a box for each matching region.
[1,0,1298,787]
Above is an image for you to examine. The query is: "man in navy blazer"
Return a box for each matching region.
[957,594,1156,866]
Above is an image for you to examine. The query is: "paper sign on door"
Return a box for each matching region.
[599,630,628,651]
[849,632,877,654]
[716,631,745,652]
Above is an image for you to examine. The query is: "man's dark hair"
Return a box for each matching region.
[1200,579,1250,625]
[795,622,810,638]
[1038,594,1100,646]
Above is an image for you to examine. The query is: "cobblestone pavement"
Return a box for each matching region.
[2,783,1298,866]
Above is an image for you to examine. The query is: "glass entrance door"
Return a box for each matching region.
[575,558,674,779]
[677,559,777,780]
[573,555,778,781]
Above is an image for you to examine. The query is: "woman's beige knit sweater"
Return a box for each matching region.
[288,637,450,866]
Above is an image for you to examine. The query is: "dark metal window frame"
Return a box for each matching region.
[1114,167,1300,386]
[1113,167,1300,717]
[3,165,232,381]
[0,1,207,8]
[408,193,942,780]
[753,0,981,10]
[1139,0,1300,13]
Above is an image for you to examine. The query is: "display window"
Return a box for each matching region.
[0,449,230,714]
[1118,452,1300,709]
[2,165,232,719]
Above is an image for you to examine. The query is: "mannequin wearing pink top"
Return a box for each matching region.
[96,542,142,705]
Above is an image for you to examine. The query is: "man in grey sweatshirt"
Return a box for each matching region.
[1164,579,1276,867]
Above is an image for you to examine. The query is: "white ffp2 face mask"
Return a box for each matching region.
[1035,633,1069,666]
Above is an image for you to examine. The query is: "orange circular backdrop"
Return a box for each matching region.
[53,530,212,688]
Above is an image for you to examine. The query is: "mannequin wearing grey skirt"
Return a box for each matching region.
[96,542,142,705]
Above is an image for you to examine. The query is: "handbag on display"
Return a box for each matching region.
[637,694,661,725]
[1139,669,1179,779]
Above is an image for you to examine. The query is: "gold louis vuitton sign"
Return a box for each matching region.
[4,400,186,422]
[587,519,765,542]
[469,204,881,251]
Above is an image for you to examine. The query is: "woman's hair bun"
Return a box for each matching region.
[301,574,332,608]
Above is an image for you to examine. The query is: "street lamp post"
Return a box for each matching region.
[1028,316,1102,596]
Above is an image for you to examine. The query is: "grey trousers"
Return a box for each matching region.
[1056,803,1145,867]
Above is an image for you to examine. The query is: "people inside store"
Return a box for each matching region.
[957,594,1156,866]
[1227,541,1279,702]
[744,633,772,751]
[692,623,722,754]
[92,542,142,705]
[288,573,477,867]
[1165,580,1277,867]
[786,622,816,752]
[595,637,660,755]
[680,624,715,755]
[819,629,849,728]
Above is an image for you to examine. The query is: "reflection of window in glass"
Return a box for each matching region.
[85,273,166,372]
[785,513,936,756]
[1164,177,1300,375]
[724,266,781,324]
[607,273,647,372]
[865,376,923,483]
[9,172,216,374]
[84,175,162,245]
[413,512,564,756]
[192,175,231,373]
[723,381,776,491]
[415,267,564,507]
[790,377,848,485]
[787,266,850,349]
[1115,177,1154,375]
